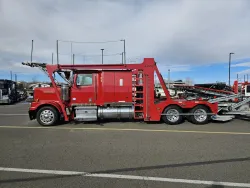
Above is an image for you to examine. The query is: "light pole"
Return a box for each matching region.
[31,40,34,62]
[120,39,126,64]
[101,49,104,64]
[56,40,59,65]
[168,69,170,89]
[71,42,73,64]
[121,52,124,64]
[229,52,234,86]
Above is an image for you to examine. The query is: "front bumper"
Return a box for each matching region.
[28,110,36,120]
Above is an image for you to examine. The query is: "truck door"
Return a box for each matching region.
[71,73,98,104]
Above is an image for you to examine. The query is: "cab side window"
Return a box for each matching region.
[76,74,93,86]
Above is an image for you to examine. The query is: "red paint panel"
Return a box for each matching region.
[34,87,60,101]
[101,72,115,103]
[114,71,132,102]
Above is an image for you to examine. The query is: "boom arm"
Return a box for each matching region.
[22,62,48,76]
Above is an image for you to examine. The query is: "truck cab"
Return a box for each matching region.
[0,79,18,104]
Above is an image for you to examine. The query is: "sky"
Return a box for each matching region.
[0,0,250,84]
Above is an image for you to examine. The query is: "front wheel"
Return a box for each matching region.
[162,106,183,125]
[189,105,210,125]
[36,106,59,126]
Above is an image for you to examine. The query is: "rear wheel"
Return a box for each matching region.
[162,106,183,125]
[36,106,59,126]
[189,105,210,125]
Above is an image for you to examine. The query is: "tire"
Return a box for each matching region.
[36,106,59,126]
[189,105,210,125]
[162,106,183,125]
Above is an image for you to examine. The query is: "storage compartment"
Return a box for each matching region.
[101,71,132,103]
[74,106,97,121]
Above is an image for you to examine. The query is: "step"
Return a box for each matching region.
[134,104,144,107]
[134,110,144,113]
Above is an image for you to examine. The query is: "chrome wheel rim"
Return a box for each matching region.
[194,109,207,122]
[40,110,54,125]
[166,109,180,122]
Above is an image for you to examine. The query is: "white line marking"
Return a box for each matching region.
[0,167,86,175]
[0,167,249,187]
[0,114,28,116]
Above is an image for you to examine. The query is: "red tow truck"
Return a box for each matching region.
[22,58,250,126]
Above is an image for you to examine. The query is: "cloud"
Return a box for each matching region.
[158,64,191,72]
[1,0,250,78]
[236,69,250,75]
[231,62,250,67]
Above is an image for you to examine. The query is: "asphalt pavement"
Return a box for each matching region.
[0,102,250,188]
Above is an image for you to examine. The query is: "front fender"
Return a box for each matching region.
[29,101,62,113]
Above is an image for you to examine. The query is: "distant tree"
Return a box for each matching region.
[185,77,194,85]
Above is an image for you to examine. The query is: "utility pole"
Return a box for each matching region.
[52,53,54,65]
[237,74,239,81]
[56,40,59,65]
[31,40,34,62]
[10,71,12,81]
[101,49,104,64]
[228,52,234,86]
[121,39,126,64]
[168,69,170,89]
[244,75,246,82]
[71,42,73,64]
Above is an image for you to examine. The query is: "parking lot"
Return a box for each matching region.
[0,102,250,188]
